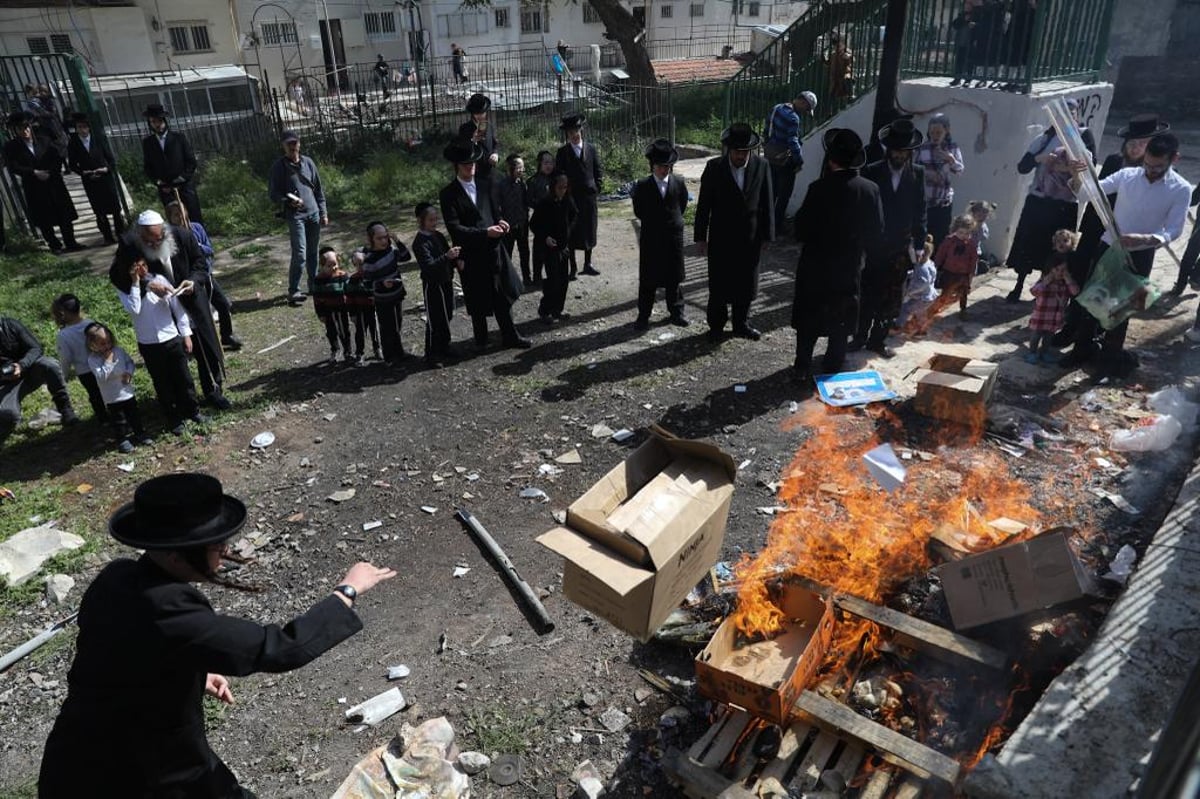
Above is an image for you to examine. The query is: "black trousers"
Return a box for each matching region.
[1069,244,1156,359]
[351,307,379,357]
[107,397,146,442]
[532,238,546,283]
[178,282,224,399]
[423,280,454,357]
[795,319,851,375]
[856,256,904,347]
[76,372,108,420]
[38,222,78,250]
[158,181,202,224]
[0,356,71,444]
[471,300,521,345]
[138,337,198,425]
[91,209,124,244]
[505,224,531,281]
[637,280,684,321]
[538,251,570,318]
[210,277,234,341]
[1174,224,1200,290]
[375,299,406,361]
[322,311,352,356]
[927,204,952,249]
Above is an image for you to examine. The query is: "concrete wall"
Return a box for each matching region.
[1106,0,1199,118]
[785,78,1115,263]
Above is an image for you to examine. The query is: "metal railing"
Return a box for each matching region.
[902,0,1117,92]
[723,0,889,132]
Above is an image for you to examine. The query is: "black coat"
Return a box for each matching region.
[529,194,577,262]
[632,174,688,288]
[3,136,77,227]
[67,134,121,214]
[142,130,198,187]
[439,177,516,316]
[473,122,499,181]
[0,316,44,371]
[694,155,774,302]
[555,141,601,249]
[862,160,926,260]
[792,169,884,332]
[39,556,362,797]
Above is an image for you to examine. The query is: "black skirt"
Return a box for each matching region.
[1007,194,1077,276]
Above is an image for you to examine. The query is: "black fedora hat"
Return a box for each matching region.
[68,111,90,125]
[878,118,923,150]
[822,127,866,169]
[109,473,247,550]
[6,110,35,128]
[143,103,170,119]
[559,112,586,131]
[465,92,491,114]
[645,138,678,165]
[443,136,485,163]
[1118,113,1169,140]
[721,122,761,150]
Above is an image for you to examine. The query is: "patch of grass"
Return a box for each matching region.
[0,778,38,799]
[466,705,541,754]
[229,243,272,260]
[203,694,228,730]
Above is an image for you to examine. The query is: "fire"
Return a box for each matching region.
[964,665,1033,767]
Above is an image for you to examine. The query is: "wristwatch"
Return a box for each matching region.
[333,584,357,605]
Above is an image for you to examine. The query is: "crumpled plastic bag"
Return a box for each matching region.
[1076,245,1160,329]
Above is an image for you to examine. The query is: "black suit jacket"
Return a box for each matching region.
[142,130,197,186]
[862,160,927,254]
[438,177,513,316]
[694,154,774,249]
[555,141,601,196]
[67,134,120,212]
[632,173,689,284]
[3,136,77,226]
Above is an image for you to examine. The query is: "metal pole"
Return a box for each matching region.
[0,613,78,673]
[454,508,554,635]
[319,0,339,94]
[870,0,909,139]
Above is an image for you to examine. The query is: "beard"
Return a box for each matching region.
[137,230,178,265]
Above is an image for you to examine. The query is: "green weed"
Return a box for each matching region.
[466,705,541,754]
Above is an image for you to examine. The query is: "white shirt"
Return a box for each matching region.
[157,132,168,151]
[1096,166,1194,248]
[572,141,583,159]
[729,160,746,191]
[55,319,92,378]
[458,178,477,206]
[25,140,35,155]
[119,276,193,345]
[88,347,136,404]
[655,175,669,197]
[890,165,904,193]
[80,135,91,152]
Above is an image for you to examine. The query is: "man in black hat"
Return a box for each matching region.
[0,314,79,446]
[39,472,395,798]
[141,103,203,223]
[695,122,774,341]
[438,136,532,350]
[555,112,603,277]
[373,53,391,96]
[66,112,123,245]
[632,138,690,330]
[465,93,500,180]
[3,111,81,253]
[853,118,927,358]
[268,129,328,305]
[791,129,884,387]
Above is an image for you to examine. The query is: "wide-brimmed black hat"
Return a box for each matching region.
[559,112,586,131]
[645,138,678,165]
[822,128,866,169]
[68,111,90,125]
[109,473,247,550]
[878,118,923,150]
[142,103,169,119]
[6,110,35,129]
[465,93,491,114]
[443,136,485,163]
[1118,113,1169,140]
[721,122,761,150]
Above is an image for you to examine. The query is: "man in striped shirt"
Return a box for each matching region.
[763,90,816,233]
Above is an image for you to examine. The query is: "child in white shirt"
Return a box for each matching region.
[85,322,152,453]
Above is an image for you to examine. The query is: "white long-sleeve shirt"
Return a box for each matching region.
[88,346,136,404]
[1096,166,1193,249]
[55,319,91,378]
[118,275,193,344]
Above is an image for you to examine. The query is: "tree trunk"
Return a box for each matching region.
[586,0,656,86]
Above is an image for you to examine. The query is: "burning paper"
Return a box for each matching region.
[815,370,897,407]
[862,444,906,493]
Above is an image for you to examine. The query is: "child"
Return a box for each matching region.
[968,200,997,274]
[526,151,556,285]
[313,247,352,363]
[411,203,463,367]
[949,0,981,87]
[899,235,940,335]
[933,215,980,319]
[84,322,151,453]
[345,266,380,364]
[51,293,106,421]
[1027,229,1081,364]
[352,221,413,367]
[108,253,204,436]
[529,173,577,324]
[164,201,242,351]
[499,154,531,285]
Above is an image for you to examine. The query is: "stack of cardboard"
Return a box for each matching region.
[912,353,999,427]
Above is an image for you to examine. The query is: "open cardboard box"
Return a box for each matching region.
[935,527,1097,629]
[537,426,736,641]
[912,353,999,427]
[694,581,835,726]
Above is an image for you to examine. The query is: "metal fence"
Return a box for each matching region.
[902,0,1117,91]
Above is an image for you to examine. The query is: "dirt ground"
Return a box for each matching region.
[1,143,1198,798]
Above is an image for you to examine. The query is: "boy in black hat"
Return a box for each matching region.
[555,112,603,278]
[465,93,500,179]
[695,122,774,341]
[67,112,123,244]
[632,138,690,330]
[4,110,80,253]
[141,103,203,223]
[39,472,396,798]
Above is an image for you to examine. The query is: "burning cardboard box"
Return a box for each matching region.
[935,527,1098,629]
[694,582,836,726]
[537,426,736,641]
[912,353,998,427]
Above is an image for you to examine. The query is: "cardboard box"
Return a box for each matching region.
[912,353,999,427]
[935,528,1097,629]
[537,426,736,641]
[694,583,835,726]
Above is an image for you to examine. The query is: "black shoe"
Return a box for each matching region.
[707,328,725,343]
[171,421,186,436]
[503,336,533,349]
[206,393,232,411]
[867,343,896,359]
[669,315,690,327]
[442,345,462,360]
[1170,284,1186,297]
[59,407,80,426]
[222,335,244,351]
[949,78,962,87]
[373,348,384,361]
[118,439,134,454]
[581,266,600,276]
[64,242,86,252]
[732,325,762,341]
[1005,290,1022,303]
[136,434,155,447]
[792,368,814,394]
[847,337,866,352]
[190,413,211,425]
[1057,350,1092,370]
[633,317,650,331]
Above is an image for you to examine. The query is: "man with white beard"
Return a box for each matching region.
[112,210,230,410]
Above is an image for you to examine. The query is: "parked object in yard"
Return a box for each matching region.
[455,507,554,634]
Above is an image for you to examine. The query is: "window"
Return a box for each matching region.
[438,12,488,37]
[494,8,510,27]
[747,1,760,16]
[583,3,602,23]
[660,4,673,18]
[168,23,213,53]
[260,21,298,45]
[50,33,73,53]
[689,3,704,16]
[520,8,543,33]
[26,36,49,55]
[364,11,399,40]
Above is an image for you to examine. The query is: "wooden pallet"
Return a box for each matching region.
[665,705,934,799]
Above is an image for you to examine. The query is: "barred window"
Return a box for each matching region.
[583,3,602,23]
[365,12,399,40]
[660,4,673,18]
[50,34,73,53]
[168,23,214,53]
[261,22,298,45]
[26,36,50,55]
[689,3,704,16]
[495,8,510,27]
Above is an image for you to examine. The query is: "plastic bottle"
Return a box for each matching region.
[1109,414,1183,452]
[1147,386,1199,429]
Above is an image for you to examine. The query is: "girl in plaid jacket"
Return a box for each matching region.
[1026,229,1081,364]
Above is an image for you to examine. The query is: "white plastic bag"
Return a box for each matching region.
[1147,386,1199,429]
[1109,414,1183,452]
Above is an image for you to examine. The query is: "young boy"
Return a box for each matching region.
[498,154,531,285]
[313,247,352,363]
[84,322,151,452]
[51,293,106,421]
[411,203,462,367]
